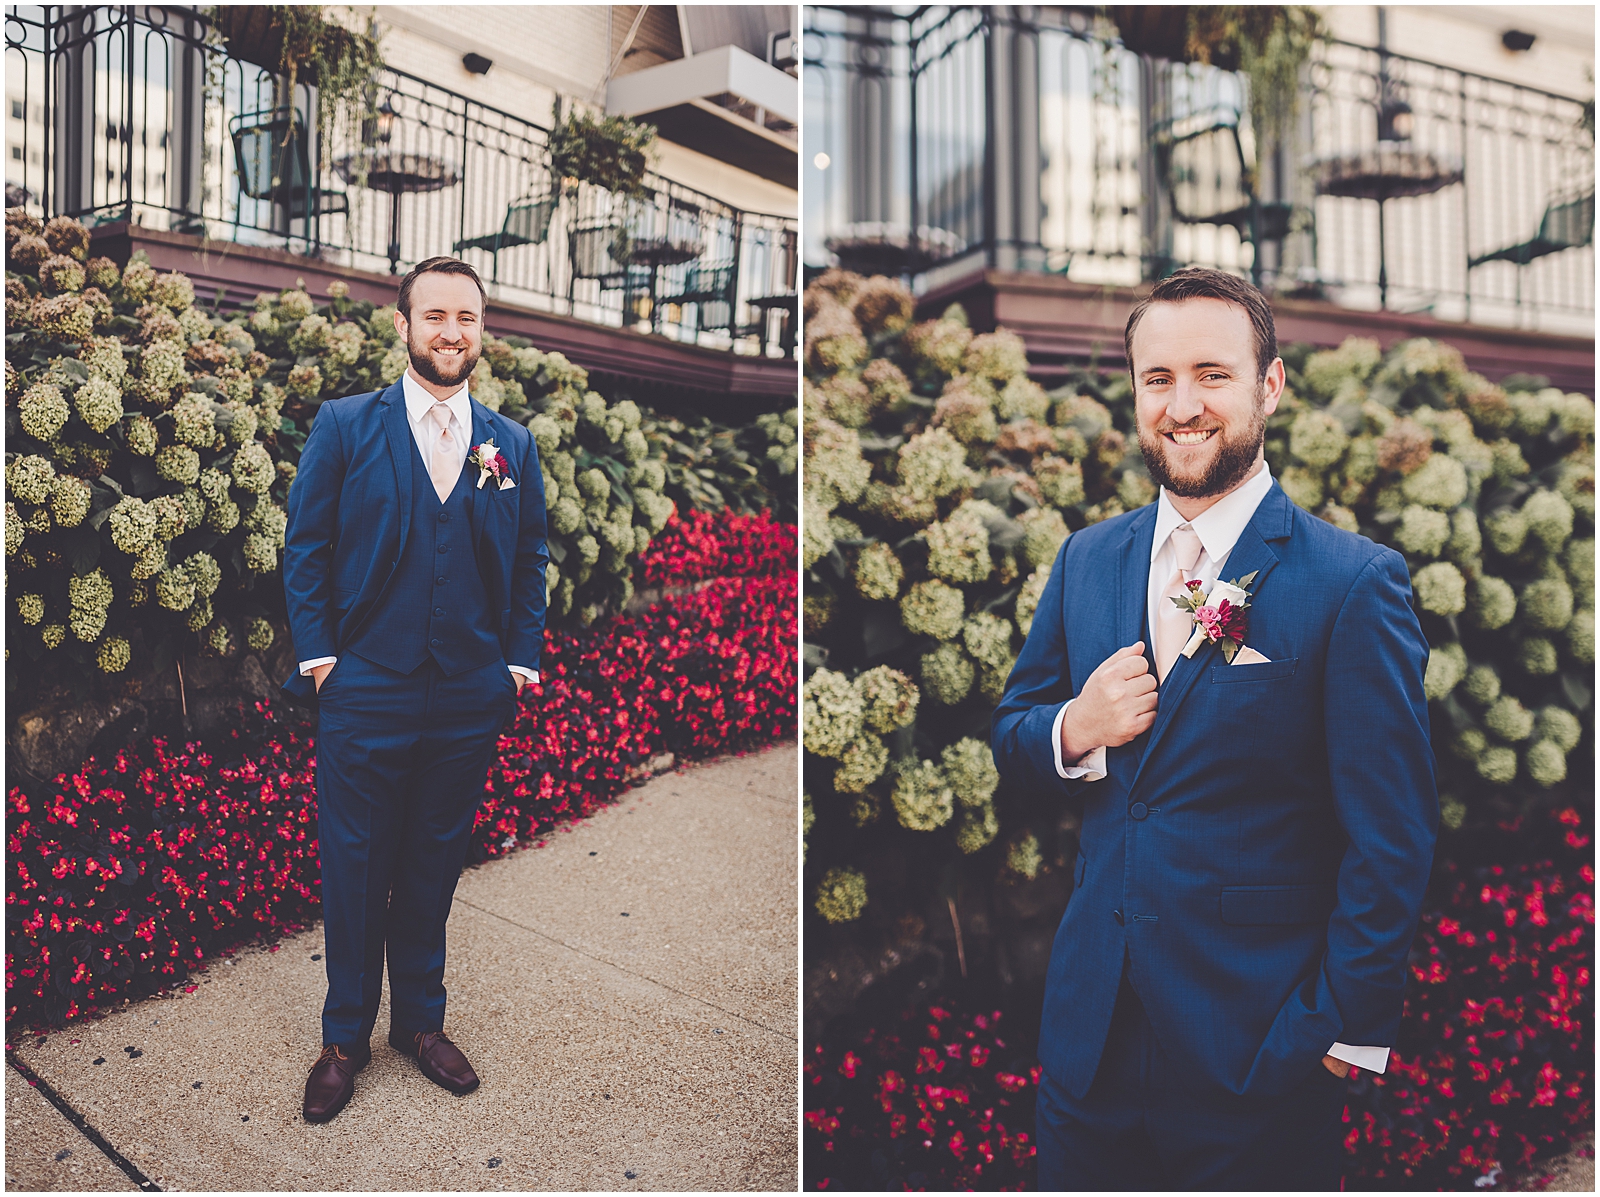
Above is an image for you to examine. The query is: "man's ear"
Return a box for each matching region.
[393,306,408,343]
[1261,358,1286,417]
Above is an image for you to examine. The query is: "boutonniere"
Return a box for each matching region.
[467,441,517,491]
[1172,570,1259,664]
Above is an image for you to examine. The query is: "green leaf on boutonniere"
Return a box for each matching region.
[1220,639,1239,664]
[1233,570,1259,589]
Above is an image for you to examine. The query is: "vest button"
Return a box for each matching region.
[1113,909,1125,926]
[438,512,449,522]
[438,544,449,553]
[434,607,445,617]
[1130,802,1149,821]
[430,637,442,647]
[436,577,447,586]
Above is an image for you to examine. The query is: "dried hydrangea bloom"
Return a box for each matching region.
[1461,664,1501,707]
[832,733,888,794]
[804,302,869,375]
[896,426,978,505]
[1518,636,1558,675]
[814,867,868,924]
[851,275,914,336]
[891,759,955,831]
[7,455,56,505]
[1565,611,1594,664]
[854,665,919,734]
[919,641,975,705]
[96,636,131,674]
[19,382,70,440]
[853,542,904,602]
[1484,695,1533,742]
[1475,745,1518,784]
[1396,505,1451,559]
[1015,562,1051,637]
[941,737,999,808]
[1401,454,1469,510]
[806,419,871,509]
[926,505,993,584]
[1412,561,1466,616]
[802,668,865,759]
[901,579,965,641]
[1519,577,1574,632]
[1522,489,1574,553]
[1289,409,1349,469]
[902,316,973,388]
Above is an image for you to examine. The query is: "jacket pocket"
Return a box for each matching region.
[1219,883,1333,925]
[500,608,512,631]
[1210,657,1298,684]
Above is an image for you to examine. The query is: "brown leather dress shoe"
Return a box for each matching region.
[303,1042,371,1123]
[392,1030,480,1095]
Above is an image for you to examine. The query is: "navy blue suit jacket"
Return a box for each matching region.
[280,378,549,703]
[992,482,1437,1099]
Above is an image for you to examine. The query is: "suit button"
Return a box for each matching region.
[438,544,449,553]
[436,577,447,585]
[1113,909,1125,926]
[1130,802,1149,821]
[430,637,442,647]
[434,607,445,616]
[438,512,449,522]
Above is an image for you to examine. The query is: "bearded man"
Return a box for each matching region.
[992,267,1436,1189]
[282,257,548,1122]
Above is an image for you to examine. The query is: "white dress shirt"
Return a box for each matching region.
[298,369,538,686]
[1048,461,1389,1074]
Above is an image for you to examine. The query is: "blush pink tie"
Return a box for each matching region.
[426,403,456,502]
[1153,524,1205,684]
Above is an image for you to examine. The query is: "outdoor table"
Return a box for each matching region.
[624,237,703,333]
[335,151,460,275]
[1311,143,1463,308]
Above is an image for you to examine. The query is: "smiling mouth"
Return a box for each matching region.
[1164,428,1218,446]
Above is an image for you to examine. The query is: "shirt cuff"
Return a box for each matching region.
[507,666,539,684]
[1052,700,1107,781]
[1327,1043,1390,1073]
[299,656,336,676]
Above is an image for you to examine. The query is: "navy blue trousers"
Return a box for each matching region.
[314,651,517,1048]
[1036,972,1348,1191]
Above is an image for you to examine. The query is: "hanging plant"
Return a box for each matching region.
[546,108,658,201]
[1106,6,1322,162]
[207,6,383,166]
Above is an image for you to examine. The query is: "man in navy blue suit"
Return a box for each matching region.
[992,268,1437,1189]
[283,257,547,1123]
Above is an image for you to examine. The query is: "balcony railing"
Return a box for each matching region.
[803,5,1594,335]
[4,4,799,357]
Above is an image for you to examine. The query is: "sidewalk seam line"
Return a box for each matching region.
[7,1052,162,1192]
[452,898,798,1041]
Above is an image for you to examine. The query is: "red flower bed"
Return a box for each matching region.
[805,1002,1039,1191]
[804,807,1592,1192]
[1343,805,1593,1190]
[638,508,798,587]
[5,573,796,1034]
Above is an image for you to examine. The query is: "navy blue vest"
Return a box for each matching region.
[345,440,501,676]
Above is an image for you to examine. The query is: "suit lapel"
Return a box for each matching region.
[1119,505,1158,667]
[468,399,494,554]
[379,380,413,556]
[1129,483,1294,796]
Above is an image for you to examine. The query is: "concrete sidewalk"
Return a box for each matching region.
[5,743,798,1192]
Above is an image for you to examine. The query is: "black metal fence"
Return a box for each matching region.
[803,5,1593,334]
[5,5,799,356]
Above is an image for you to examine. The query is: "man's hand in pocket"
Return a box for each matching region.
[312,662,334,693]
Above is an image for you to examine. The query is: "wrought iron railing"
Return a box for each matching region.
[803,5,1593,335]
[4,5,799,357]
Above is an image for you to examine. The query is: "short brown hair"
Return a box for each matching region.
[1124,267,1277,383]
[397,256,487,319]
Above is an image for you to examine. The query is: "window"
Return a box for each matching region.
[10,100,23,120]
[10,145,20,160]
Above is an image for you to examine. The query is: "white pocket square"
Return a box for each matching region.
[499,477,517,490]
[1232,645,1272,665]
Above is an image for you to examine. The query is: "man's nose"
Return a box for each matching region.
[1166,381,1206,425]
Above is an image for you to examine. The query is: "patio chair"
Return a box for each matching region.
[660,262,735,333]
[229,109,348,221]
[453,193,557,281]
[1154,114,1291,242]
[1469,189,1595,268]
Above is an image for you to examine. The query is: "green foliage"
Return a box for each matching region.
[640,406,797,525]
[546,108,657,200]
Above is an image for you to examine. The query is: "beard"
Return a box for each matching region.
[1138,384,1268,499]
[406,328,480,388]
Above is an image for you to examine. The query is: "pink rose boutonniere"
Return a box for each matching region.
[1171,570,1259,664]
[468,441,517,491]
